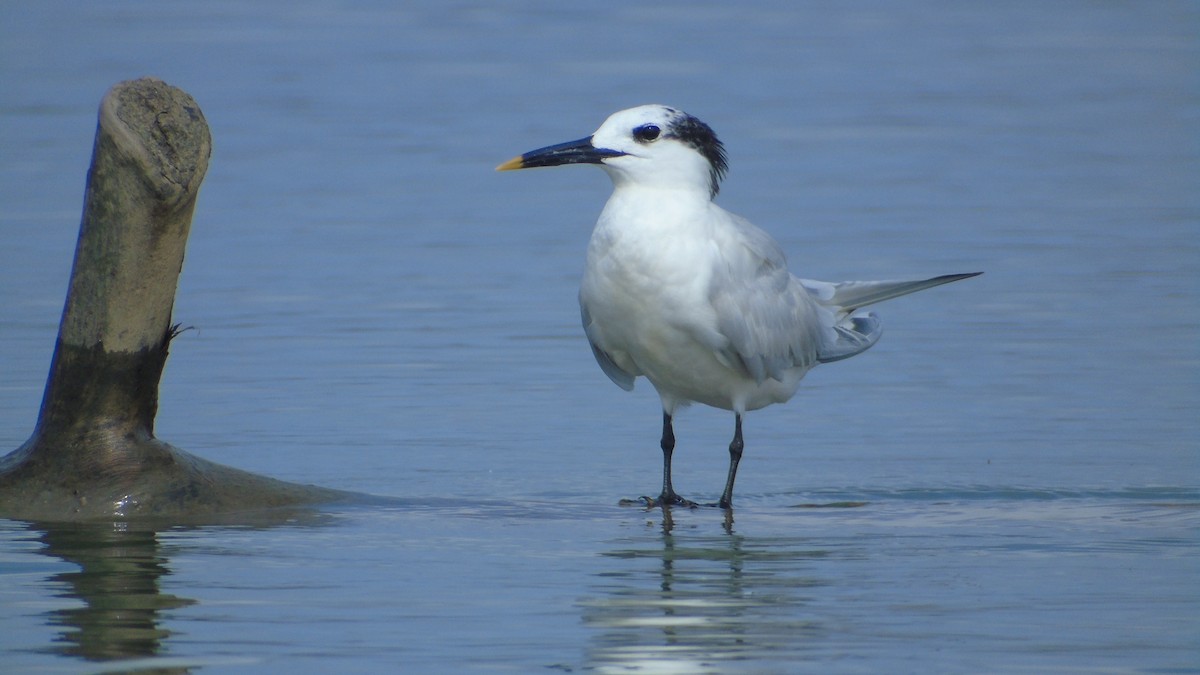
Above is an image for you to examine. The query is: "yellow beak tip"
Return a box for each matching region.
[495,156,526,172]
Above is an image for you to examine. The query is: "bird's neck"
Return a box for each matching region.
[595,183,717,242]
[606,182,713,214]
[604,163,714,199]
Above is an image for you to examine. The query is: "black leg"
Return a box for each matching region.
[648,412,696,508]
[659,411,676,501]
[718,414,744,509]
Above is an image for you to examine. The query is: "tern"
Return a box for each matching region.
[498,104,979,509]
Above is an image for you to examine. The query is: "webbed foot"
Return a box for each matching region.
[619,492,699,509]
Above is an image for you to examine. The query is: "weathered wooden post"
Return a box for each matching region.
[0,78,343,520]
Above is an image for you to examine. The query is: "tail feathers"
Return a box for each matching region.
[807,272,980,365]
[803,272,981,313]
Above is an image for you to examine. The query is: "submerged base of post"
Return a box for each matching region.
[0,438,347,522]
[0,337,347,522]
[0,319,350,523]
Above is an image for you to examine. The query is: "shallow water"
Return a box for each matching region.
[1,1,1198,672]
[1,492,1196,673]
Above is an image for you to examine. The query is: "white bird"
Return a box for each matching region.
[498,104,979,509]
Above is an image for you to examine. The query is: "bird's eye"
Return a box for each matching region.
[633,124,661,143]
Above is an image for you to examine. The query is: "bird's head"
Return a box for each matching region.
[497,104,728,198]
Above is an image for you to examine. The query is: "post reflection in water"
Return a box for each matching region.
[32,521,193,665]
[25,509,332,671]
[583,507,830,672]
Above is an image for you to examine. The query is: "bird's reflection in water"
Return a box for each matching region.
[583,506,830,672]
[33,521,193,667]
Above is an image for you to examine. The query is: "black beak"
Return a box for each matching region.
[497,136,626,171]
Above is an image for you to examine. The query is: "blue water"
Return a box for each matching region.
[1,1,1197,672]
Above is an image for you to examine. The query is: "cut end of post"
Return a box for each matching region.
[99,77,212,208]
